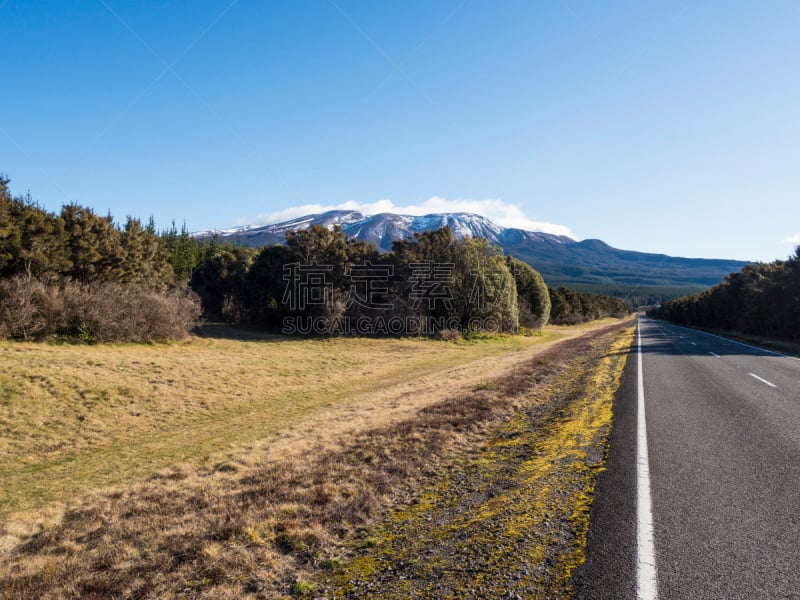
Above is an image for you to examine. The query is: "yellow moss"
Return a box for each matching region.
[329,326,635,598]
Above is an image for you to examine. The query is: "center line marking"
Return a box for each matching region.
[748,373,777,388]
[637,321,658,599]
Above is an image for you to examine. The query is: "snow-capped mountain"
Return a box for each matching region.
[192,210,366,240]
[344,212,572,251]
[194,210,748,296]
[195,210,572,253]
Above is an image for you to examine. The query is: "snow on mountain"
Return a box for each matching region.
[271,210,366,234]
[192,209,748,294]
[342,212,522,251]
[194,210,571,252]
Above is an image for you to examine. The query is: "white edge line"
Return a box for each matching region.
[655,318,800,363]
[748,372,777,388]
[664,322,787,358]
[709,352,720,358]
[637,320,659,599]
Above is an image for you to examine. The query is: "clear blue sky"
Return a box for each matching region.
[2,0,798,261]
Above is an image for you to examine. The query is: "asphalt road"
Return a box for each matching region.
[574,317,800,599]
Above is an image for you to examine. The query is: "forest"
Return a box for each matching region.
[0,176,629,341]
[0,177,201,342]
[187,225,629,334]
[649,249,800,342]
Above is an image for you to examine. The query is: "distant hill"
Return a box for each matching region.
[194,211,749,300]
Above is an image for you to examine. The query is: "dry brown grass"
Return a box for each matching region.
[0,319,633,599]
[0,326,584,520]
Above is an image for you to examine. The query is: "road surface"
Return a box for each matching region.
[574,317,800,599]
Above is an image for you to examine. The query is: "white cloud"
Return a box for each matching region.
[783,233,800,245]
[244,197,574,238]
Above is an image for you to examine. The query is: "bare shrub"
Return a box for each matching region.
[0,275,200,342]
[78,282,200,343]
[438,328,463,341]
[0,276,50,340]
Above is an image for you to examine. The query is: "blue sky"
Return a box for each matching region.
[2,0,798,261]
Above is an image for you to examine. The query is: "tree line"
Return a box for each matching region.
[548,286,630,324]
[0,176,200,342]
[189,224,630,334]
[1,175,630,341]
[191,225,529,334]
[648,249,800,342]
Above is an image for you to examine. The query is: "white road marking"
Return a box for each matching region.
[748,373,777,388]
[656,319,800,362]
[690,342,697,346]
[637,321,659,599]
[709,352,720,358]
[668,324,786,357]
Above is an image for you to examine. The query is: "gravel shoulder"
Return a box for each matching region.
[322,324,634,599]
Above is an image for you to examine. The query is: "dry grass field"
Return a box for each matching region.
[0,319,631,598]
[0,324,610,519]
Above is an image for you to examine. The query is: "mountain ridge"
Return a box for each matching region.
[194,211,748,299]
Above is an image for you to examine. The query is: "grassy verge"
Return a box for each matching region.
[0,330,561,518]
[0,320,633,599]
[325,324,634,598]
